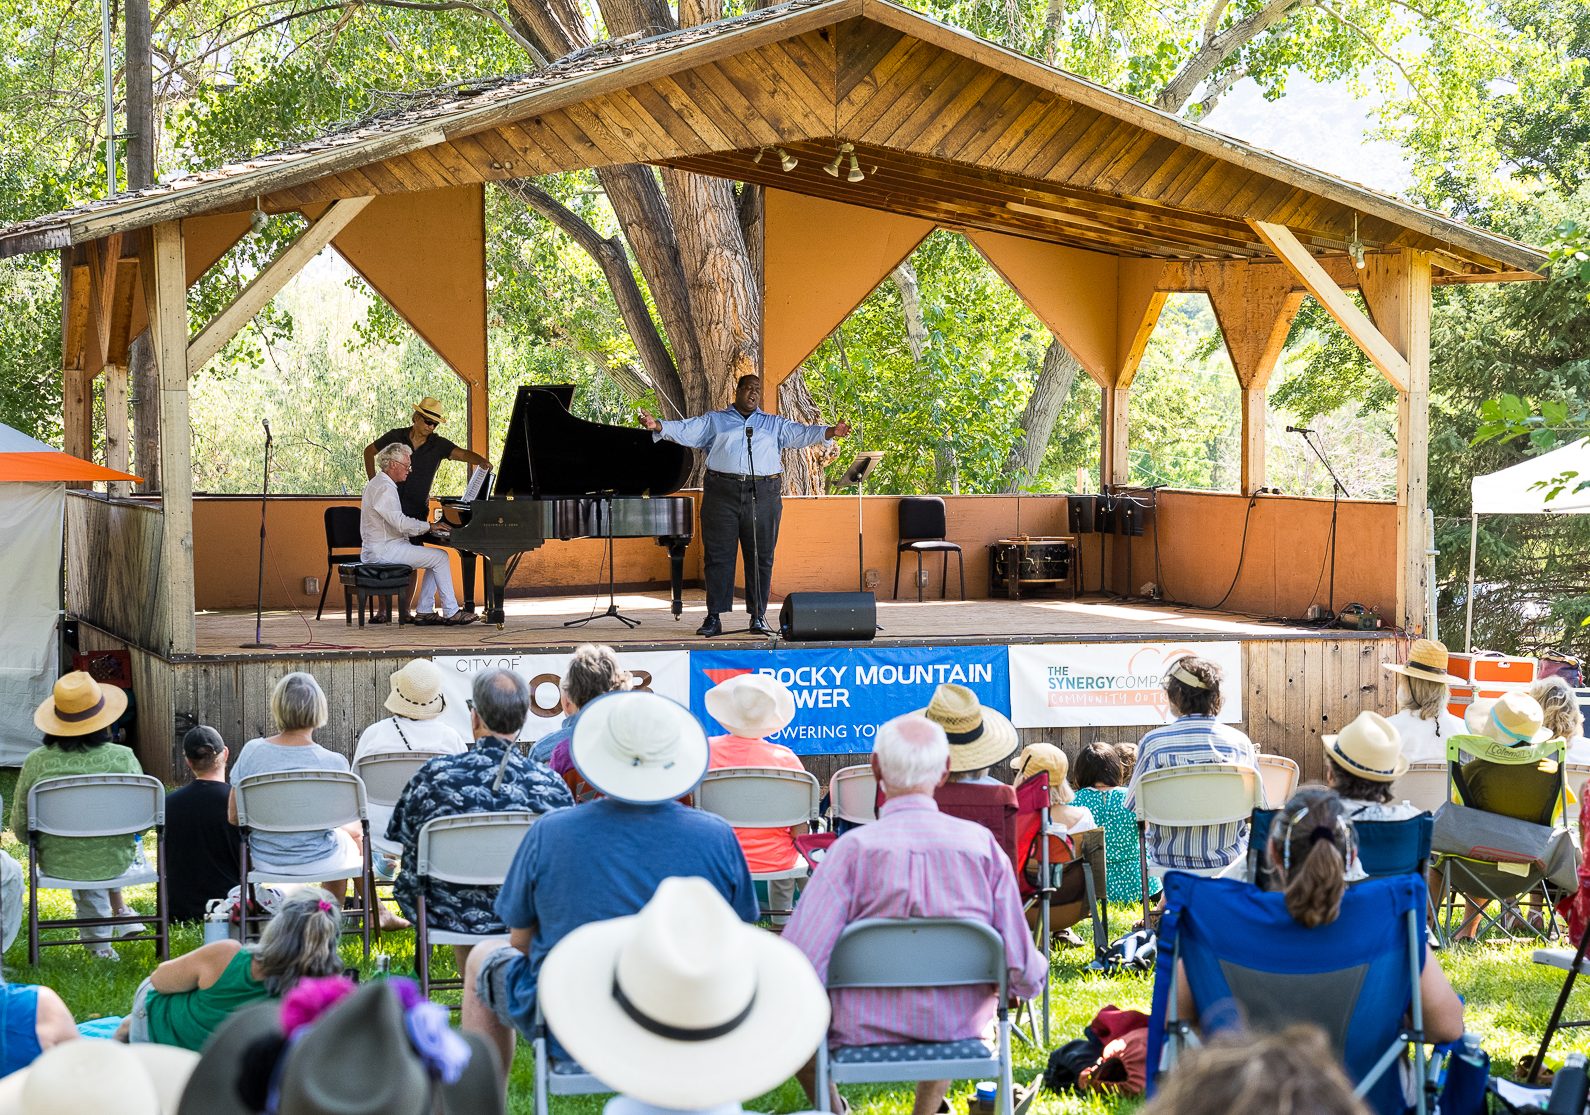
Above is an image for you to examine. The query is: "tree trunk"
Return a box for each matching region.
[1002,338,1081,491]
[893,260,958,492]
[778,370,832,496]
[126,0,160,492]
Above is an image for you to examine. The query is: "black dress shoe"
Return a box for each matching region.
[696,615,723,638]
[747,616,775,636]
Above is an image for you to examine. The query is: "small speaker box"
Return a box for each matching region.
[778,592,877,641]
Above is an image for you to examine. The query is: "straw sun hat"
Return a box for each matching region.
[0,1039,199,1115]
[538,876,829,1110]
[571,690,709,804]
[1465,692,1554,746]
[384,658,448,720]
[914,683,1019,772]
[1323,710,1409,783]
[704,673,796,740]
[33,670,126,737]
[1382,639,1464,686]
[413,397,446,424]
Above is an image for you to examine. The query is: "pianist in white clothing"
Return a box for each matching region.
[361,443,478,627]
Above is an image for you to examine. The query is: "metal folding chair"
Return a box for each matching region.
[1255,754,1299,808]
[696,767,821,918]
[413,810,538,999]
[234,770,374,958]
[26,774,169,964]
[1134,763,1261,927]
[814,918,1016,1115]
[352,750,451,860]
[533,999,610,1115]
[829,764,879,829]
[1398,762,1450,815]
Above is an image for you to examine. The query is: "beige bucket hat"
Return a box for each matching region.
[384,658,448,720]
[538,876,829,1110]
[914,683,1019,772]
[33,670,127,737]
[704,673,796,740]
[1323,710,1410,782]
[1465,692,1553,745]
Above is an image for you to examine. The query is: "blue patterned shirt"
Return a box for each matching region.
[653,407,830,475]
[1126,716,1261,871]
[386,736,573,933]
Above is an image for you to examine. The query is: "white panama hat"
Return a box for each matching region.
[704,673,797,740]
[0,1040,199,1115]
[571,690,710,804]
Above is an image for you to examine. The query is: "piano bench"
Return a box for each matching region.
[338,564,417,628]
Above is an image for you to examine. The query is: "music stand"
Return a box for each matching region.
[836,452,884,592]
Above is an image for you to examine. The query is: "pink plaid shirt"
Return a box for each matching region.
[783,793,1045,1047]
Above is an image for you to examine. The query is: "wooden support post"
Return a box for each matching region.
[466,373,488,458]
[104,363,131,497]
[62,368,92,485]
[150,220,196,655]
[1240,385,1267,495]
[1361,250,1433,634]
[1102,385,1130,487]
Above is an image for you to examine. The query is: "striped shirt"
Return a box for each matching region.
[782,794,1045,1047]
[1126,716,1259,871]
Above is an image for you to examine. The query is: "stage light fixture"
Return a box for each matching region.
[1348,213,1366,269]
[847,149,865,182]
[250,197,269,235]
[778,148,798,172]
[753,146,769,164]
[823,144,848,178]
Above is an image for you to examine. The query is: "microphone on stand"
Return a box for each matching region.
[262,418,273,445]
[1285,425,1313,435]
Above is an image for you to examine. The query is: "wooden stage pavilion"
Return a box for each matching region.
[0,0,1544,782]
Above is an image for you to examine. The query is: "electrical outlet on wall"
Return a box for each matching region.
[863,568,881,590]
[916,569,930,587]
[304,576,320,595]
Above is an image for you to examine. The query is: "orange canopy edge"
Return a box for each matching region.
[0,451,142,483]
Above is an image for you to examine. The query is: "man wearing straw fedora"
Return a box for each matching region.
[539,875,830,1113]
[460,690,758,1085]
[364,397,490,523]
[1323,710,1421,825]
[916,683,1020,783]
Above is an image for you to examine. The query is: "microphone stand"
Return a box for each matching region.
[565,492,639,629]
[241,421,277,649]
[744,424,766,633]
[1298,429,1350,622]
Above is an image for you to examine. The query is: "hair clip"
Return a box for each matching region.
[317,899,333,913]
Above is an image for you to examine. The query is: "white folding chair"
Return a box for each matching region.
[696,767,821,917]
[352,750,451,859]
[1399,762,1450,815]
[814,918,1015,1115]
[1134,763,1261,928]
[26,774,168,964]
[830,764,879,826]
[1255,754,1299,808]
[1565,764,1590,839]
[234,770,374,957]
[533,998,610,1115]
[413,810,539,998]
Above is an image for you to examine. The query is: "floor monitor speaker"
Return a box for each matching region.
[778,592,877,642]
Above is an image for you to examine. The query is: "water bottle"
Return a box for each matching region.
[132,833,148,872]
[1547,1052,1588,1115]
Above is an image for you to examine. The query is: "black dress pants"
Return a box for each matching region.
[701,471,781,619]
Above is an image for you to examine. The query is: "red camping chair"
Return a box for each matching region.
[932,781,1019,863]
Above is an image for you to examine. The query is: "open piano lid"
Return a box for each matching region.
[492,384,692,499]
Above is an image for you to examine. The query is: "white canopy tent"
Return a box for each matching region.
[1464,438,1590,650]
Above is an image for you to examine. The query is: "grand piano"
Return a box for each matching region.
[445,385,695,627]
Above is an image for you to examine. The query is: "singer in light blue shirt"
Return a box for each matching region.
[641,373,850,637]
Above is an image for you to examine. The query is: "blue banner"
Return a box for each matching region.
[689,645,1011,755]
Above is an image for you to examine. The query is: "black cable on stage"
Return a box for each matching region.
[1204,493,1260,612]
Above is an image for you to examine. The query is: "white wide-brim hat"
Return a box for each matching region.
[1465,693,1553,745]
[384,658,448,720]
[1323,710,1410,782]
[539,876,829,1110]
[704,673,796,740]
[0,1040,199,1115]
[914,683,1019,772]
[571,690,710,804]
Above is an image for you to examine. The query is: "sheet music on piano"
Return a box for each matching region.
[462,466,492,502]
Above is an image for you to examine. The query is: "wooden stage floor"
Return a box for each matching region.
[191,589,1371,660]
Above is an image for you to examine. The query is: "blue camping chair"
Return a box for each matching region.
[1147,872,1431,1115]
[1248,810,1434,887]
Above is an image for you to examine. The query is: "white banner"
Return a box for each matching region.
[431,651,691,742]
[1008,642,1244,728]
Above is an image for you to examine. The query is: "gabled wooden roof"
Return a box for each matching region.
[0,0,1543,277]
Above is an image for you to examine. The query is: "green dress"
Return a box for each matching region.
[145,948,269,1051]
[9,741,141,881]
[1072,786,1161,905]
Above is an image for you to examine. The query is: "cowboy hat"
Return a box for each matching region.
[538,876,829,1109]
[0,1040,198,1115]
[571,690,709,804]
[413,397,446,424]
[1465,692,1554,746]
[1382,639,1464,686]
[914,684,1019,772]
[383,659,447,720]
[1323,710,1409,783]
[704,673,796,740]
[33,670,127,737]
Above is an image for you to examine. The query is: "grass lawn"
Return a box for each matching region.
[2,761,1586,1114]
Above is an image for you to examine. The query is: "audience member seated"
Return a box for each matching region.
[1174,787,1464,1051]
[460,690,757,1086]
[1128,656,1260,876]
[538,876,829,1115]
[1072,742,1159,906]
[1011,743,1097,945]
[1531,676,1589,764]
[704,672,805,916]
[1461,692,1560,821]
[163,726,242,923]
[1324,711,1421,822]
[227,672,407,931]
[1383,639,1466,764]
[1012,743,1096,833]
[920,683,1020,786]
[13,670,146,960]
[361,441,476,626]
[114,888,343,1050]
[1139,1025,1371,1115]
[387,667,573,971]
[542,644,631,770]
[785,713,1045,1115]
[0,977,79,1076]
